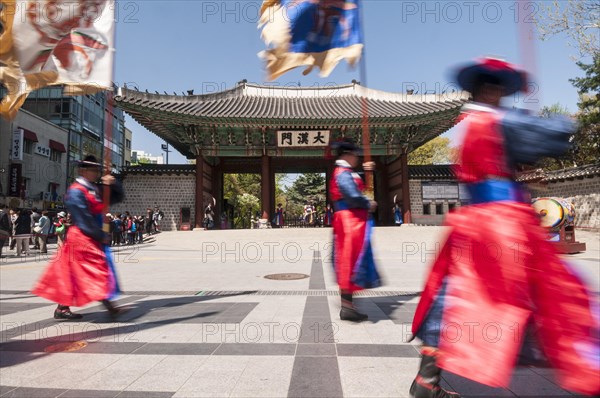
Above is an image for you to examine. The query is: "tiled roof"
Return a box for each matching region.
[115,82,469,123]
[121,165,195,175]
[409,165,455,179]
[113,82,470,158]
[517,163,600,183]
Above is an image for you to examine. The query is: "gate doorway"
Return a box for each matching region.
[276,173,327,228]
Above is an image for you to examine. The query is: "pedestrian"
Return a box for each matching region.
[409,57,599,398]
[146,208,153,234]
[137,216,145,243]
[9,208,17,250]
[35,210,51,254]
[203,203,214,230]
[53,211,68,248]
[153,206,163,232]
[127,215,135,245]
[30,207,40,249]
[32,155,128,320]
[393,202,403,226]
[273,203,285,228]
[322,203,332,227]
[111,214,122,246]
[13,209,31,256]
[329,138,381,322]
[0,204,10,258]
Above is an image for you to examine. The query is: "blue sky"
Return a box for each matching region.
[113,1,589,164]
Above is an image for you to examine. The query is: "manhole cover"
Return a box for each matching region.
[44,341,88,353]
[264,273,309,280]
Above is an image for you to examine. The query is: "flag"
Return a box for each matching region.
[0,0,115,120]
[259,0,363,81]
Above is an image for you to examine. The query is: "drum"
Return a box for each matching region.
[532,197,575,230]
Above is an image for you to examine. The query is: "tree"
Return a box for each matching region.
[223,173,287,227]
[284,173,326,216]
[408,137,455,165]
[537,0,600,58]
[538,103,573,170]
[236,193,260,225]
[224,174,261,200]
[570,54,600,166]
[132,157,152,165]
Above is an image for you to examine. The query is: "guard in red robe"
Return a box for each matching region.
[33,156,128,319]
[323,203,333,227]
[409,58,599,398]
[329,139,381,322]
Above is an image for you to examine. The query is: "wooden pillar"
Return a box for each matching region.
[213,159,222,229]
[195,154,204,228]
[400,150,412,224]
[378,160,390,225]
[261,155,271,219]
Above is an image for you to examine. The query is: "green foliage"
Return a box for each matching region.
[223,174,260,228]
[284,173,326,216]
[537,103,573,170]
[237,193,260,217]
[408,137,454,165]
[537,56,600,170]
[132,157,152,165]
[570,54,600,166]
[224,174,261,200]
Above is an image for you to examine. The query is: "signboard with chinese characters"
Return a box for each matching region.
[277,130,330,147]
[422,182,459,201]
[34,143,51,157]
[9,163,22,197]
[11,129,24,161]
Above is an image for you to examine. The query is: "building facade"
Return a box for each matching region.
[131,150,165,165]
[124,127,133,167]
[20,86,126,180]
[115,81,470,228]
[1,109,69,210]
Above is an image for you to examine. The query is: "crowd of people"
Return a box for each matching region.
[0,205,165,257]
[106,207,163,246]
[0,206,68,257]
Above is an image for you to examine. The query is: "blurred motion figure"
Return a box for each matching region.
[409,58,599,397]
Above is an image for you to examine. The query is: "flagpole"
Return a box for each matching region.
[102,0,118,234]
[517,0,540,113]
[358,0,373,199]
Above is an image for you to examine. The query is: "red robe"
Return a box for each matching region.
[330,165,368,292]
[412,107,600,395]
[33,181,117,307]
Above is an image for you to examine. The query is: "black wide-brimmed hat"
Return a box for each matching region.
[77,155,103,169]
[455,57,527,96]
[331,138,363,158]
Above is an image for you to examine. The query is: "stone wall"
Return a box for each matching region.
[409,180,455,226]
[529,175,600,229]
[111,174,196,231]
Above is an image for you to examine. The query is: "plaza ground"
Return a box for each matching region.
[0,226,598,398]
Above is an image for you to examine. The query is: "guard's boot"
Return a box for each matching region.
[54,305,83,320]
[409,349,461,398]
[339,292,368,322]
[101,299,131,318]
[340,306,368,321]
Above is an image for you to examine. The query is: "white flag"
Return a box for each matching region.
[0,0,115,119]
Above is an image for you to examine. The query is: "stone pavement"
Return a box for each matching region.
[0,227,598,398]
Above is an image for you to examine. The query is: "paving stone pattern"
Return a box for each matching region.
[0,228,597,397]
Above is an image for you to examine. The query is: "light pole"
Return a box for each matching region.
[161,143,171,164]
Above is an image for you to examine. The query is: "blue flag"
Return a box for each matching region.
[259,0,363,80]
